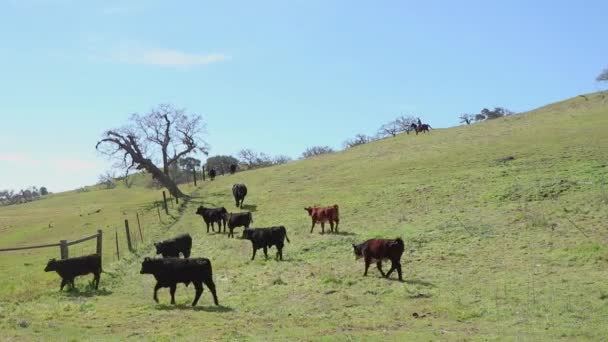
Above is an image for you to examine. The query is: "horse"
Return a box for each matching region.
[410,123,432,135]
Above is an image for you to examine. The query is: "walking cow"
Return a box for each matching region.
[352,238,404,281]
[44,254,102,291]
[241,226,290,261]
[232,184,247,209]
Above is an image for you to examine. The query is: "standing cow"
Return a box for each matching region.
[352,238,404,281]
[232,184,247,209]
[305,205,340,234]
[195,206,228,233]
[209,169,217,181]
[229,164,237,174]
[154,233,193,258]
[241,226,290,261]
[225,211,253,238]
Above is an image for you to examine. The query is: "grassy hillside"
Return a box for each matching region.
[1,91,607,341]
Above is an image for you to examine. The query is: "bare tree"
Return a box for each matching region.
[377,120,401,138]
[459,113,474,125]
[597,67,608,82]
[96,104,208,198]
[272,155,292,165]
[395,115,417,134]
[343,134,372,149]
[302,146,334,159]
[98,171,117,189]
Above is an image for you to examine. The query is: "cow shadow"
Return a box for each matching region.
[64,286,113,298]
[155,304,234,313]
[402,278,436,288]
[241,204,257,212]
[329,231,356,236]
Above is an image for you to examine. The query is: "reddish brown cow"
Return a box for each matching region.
[352,238,404,281]
[305,205,339,234]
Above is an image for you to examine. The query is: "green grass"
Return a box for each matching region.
[1,91,608,341]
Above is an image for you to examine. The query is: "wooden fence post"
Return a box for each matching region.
[162,191,169,215]
[60,240,68,259]
[124,219,133,252]
[115,228,120,260]
[157,205,161,222]
[96,229,103,256]
[136,213,143,242]
[202,166,206,181]
[193,168,197,186]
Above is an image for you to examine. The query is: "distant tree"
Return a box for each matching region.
[377,120,401,138]
[96,104,209,198]
[179,157,201,170]
[272,155,292,165]
[459,113,474,125]
[40,186,48,196]
[343,134,372,149]
[597,67,608,82]
[98,171,117,189]
[206,155,239,174]
[395,116,418,134]
[475,113,486,122]
[302,146,335,159]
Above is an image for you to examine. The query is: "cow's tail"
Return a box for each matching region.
[282,226,290,243]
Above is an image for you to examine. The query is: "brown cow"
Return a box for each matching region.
[305,204,339,234]
[352,238,404,281]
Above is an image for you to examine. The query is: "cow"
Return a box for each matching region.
[209,168,217,181]
[232,184,247,209]
[305,205,340,234]
[195,206,228,233]
[226,211,253,238]
[229,164,237,174]
[140,257,219,306]
[241,226,290,261]
[352,238,404,281]
[154,233,192,258]
[44,254,102,291]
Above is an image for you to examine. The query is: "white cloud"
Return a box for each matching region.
[109,47,229,66]
[0,152,41,166]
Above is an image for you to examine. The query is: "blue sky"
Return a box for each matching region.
[1,0,607,192]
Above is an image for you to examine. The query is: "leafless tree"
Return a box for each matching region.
[377,120,401,138]
[96,104,208,198]
[395,115,417,134]
[301,146,334,158]
[459,113,474,125]
[597,67,608,82]
[343,134,372,149]
[98,171,117,189]
[272,155,292,165]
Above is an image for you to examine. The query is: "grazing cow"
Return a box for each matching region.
[44,254,102,291]
[410,123,432,135]
[209,168,217,181]
[195,206,228,233]
[229,164,237,174]
[305,205,340,234]
[140,257,219,306]
[226,211,253,238]
[232,184,248,209]
[241,226,290,261]
[154,233,192,258]
[352,238,404,281]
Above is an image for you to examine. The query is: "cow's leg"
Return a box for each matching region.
[203,279,219,305]
[329,221,334,233]
[276,244,283,260]
[364,257,371,276]
[153,283,162,303]
[310,220,316,233]
[228,227,233,238]
[396,262,403,281]
[183,248,191,258]
[93,271,100,290]
[335,218,339,232]
[206,222,210,233]
[263,246,269,259]
[169,284,177,304]
[251,248,257,261]
[385,260,396,278]
[70,278,75,289]
[321,222,325,234]
[192,282,203,306]
[376,261,386,277]
[60,278,67,291]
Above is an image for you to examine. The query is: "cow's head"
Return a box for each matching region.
[352,243,364,260]
[154,242,165,255]
[195,206,206,216]
[140,257,154,274]
[304,207,313,216]
[44,258,58,272]
[241,228,253,240]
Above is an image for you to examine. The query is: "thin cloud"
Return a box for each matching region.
[0,152,41,166]
[110,47,229,66]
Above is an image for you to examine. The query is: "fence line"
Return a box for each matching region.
[0,230,103,260]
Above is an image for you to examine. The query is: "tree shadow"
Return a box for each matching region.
[155,304,234,312]
[241,204,257,212]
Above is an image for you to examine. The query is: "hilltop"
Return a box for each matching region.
[1,91,607,341]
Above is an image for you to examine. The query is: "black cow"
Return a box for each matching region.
[44,254,101,291]
[195,206,228,233]
[140,257,219,306]
[154,234,192,258]
[226,212,253,238]
[209,169,216,181]
[229,164,237,174]
[232,184,247,208]
[241,226,290,261]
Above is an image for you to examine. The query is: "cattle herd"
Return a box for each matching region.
[44,183,405,307]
